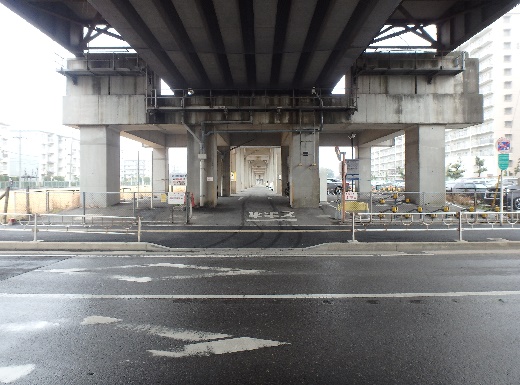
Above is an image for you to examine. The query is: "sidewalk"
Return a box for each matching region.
[184,186,339,227]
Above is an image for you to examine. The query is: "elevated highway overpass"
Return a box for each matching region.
[1,0,518,208]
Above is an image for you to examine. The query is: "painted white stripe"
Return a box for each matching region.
[245,219,297,222]
[3,291,520,300]
[44,268,87,274]
[111,275,153,283]
[81,316,121,325]
[0,365,35,383]
[0,321,59,332]
[148,337,288,358]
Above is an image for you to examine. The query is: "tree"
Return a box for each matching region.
[514,158,520,176]
[474,156,487,177]
[321,168,335,178]
[446,160,465,179]
[396,166,405,180]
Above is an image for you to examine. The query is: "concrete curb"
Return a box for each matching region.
[0,242,168,252]
[0,241,518,254]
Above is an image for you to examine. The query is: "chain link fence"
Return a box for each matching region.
[0,190,193,224]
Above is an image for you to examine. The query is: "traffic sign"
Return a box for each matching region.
[498,153,509,170]
[168,192,184,205]
[497,137,511,154]
[345,159,359,177]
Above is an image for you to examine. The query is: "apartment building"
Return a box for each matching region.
[0,125,80,183]
[371,7,520,180]
[446,9,520,177]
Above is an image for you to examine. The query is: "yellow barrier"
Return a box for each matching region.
[338,201,369,212]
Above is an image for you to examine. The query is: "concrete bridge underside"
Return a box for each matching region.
[63,52,482,208]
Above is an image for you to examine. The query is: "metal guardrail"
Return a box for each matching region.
[343,211,520,242]
[0,193,194,242]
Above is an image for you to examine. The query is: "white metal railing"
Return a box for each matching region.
[343,211,520,242]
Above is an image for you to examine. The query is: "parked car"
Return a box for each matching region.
[445,180,457,192]
[326,178,343,195]
[451,182,488,199]
[483,184,520,210]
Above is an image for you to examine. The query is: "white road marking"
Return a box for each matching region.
[117,324,230,342]
[44,268,87,274]
[41,263,266,282]
[111,275,153,283]
[0,321,59,332]
[81,316,121,325]
[245,218,297,222]
[148,337,288,358]
[81,316,229,342]
[4,291,520,299]
[0,365,35,383]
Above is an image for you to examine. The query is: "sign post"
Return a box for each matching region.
[497,137,511,221]
[341,152,346,223]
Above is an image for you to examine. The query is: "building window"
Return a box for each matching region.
[504,42,512,50]
[505,108,513,115]
[505,94,513,102]
[504,15,511,23]
[504,68,512,76]
[504,29,511,37]
[505,121,513,128]
[504,81,512,89]
[504,55,512,62]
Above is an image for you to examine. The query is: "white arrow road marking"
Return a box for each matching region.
[80,316,289,358]
[0,365,35,383]
[0,321,59,332]
[42,263,267,282]
[148,337,289,358]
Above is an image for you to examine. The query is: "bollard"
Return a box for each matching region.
[351,213,356,242]
[458,212,463,242]
[137,216,142,242]
[33,213,38,242]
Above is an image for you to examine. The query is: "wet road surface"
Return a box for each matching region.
[2,250,520,384]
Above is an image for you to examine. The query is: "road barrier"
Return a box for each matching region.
[343,211,520,242]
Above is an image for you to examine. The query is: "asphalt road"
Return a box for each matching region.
[2,250,520,384]
[2,224,520,248]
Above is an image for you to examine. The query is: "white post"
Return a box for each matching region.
[33,213,38,242]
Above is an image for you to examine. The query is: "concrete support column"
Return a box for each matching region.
[219,147,231,197]
[151,147,168,193]
[267,148,275,190]
[273,147,283,194]
[205,133,218,207]
[289,131,320,208]
[186,127,201,206]
[358,146,372,192]
[405,125,446,204]
[80,125,120,207]
[281,146,289,196]
[235,148,243,192]
[230,148,237,194]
